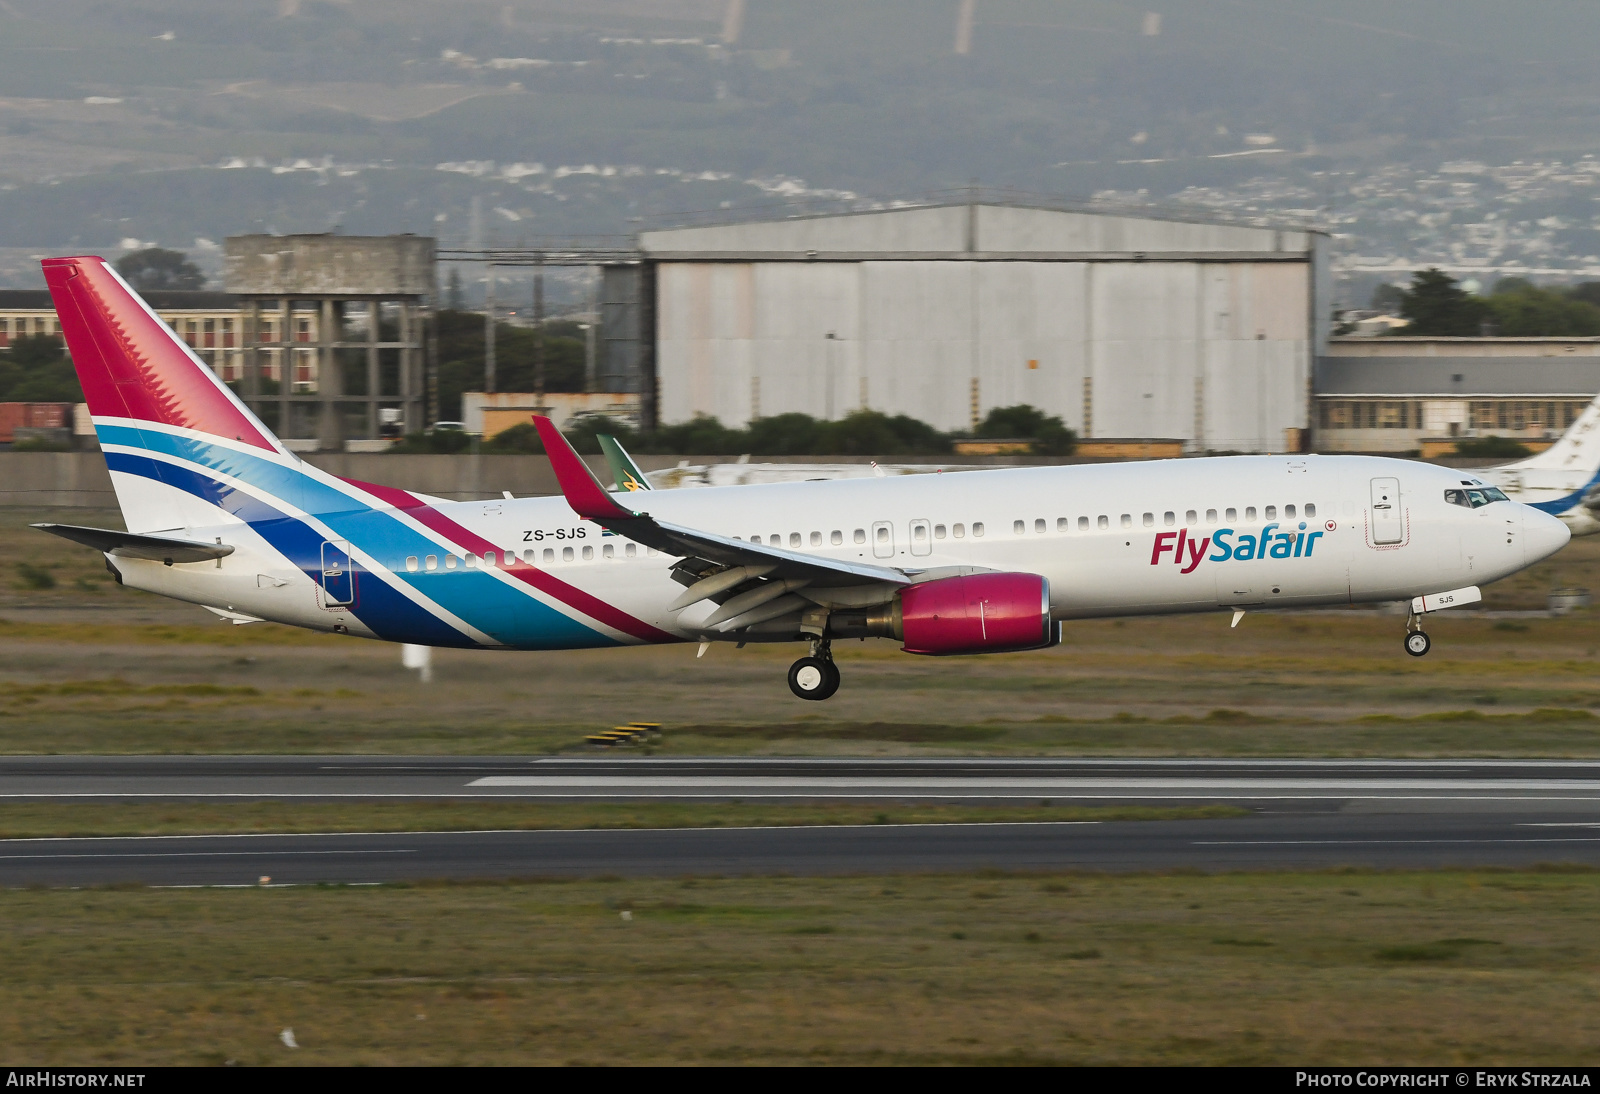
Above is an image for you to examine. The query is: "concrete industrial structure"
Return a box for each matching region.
[616,199,1331,453]
[224,234,434,449]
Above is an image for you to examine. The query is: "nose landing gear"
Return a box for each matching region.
[788,639,840,700]
[1404,611,1431,658]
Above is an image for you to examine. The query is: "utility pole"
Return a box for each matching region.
[484,261,496,394]
[532,251,545,404]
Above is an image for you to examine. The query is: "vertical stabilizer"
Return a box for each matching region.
[41,255,291,531]
[1504,393,1600,473]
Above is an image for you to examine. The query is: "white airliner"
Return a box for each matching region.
[33,256,1572,700]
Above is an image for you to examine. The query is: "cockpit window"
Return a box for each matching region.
[1445,487,1508,508]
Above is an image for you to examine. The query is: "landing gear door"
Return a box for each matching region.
[1369,477,1403,545]
[320,539,356,608]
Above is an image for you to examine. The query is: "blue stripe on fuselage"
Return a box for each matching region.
[101,444,619,650]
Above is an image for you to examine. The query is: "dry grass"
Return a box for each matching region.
[3,869,1599,1065]
[5,508,1600,755]
[0,801,1248,839]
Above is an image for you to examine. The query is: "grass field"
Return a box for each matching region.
[2,869,1598,1065]
[6,509,1600,756]
[0,801,1247,839]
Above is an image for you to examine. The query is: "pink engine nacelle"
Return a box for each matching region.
[898,572,1056,656]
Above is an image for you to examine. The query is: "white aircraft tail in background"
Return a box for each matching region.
[1472,393,1600,534]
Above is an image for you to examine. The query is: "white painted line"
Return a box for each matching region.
[469,775,1600,790]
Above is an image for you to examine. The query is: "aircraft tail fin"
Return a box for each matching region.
[41,255,291,532]
[596,433,653,492]
[1503,393,1600,474]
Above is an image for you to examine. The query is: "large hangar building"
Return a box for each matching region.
[632,200,1330,452]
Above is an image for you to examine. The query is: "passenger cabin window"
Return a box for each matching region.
[582,546,594,560]
[831,530,843,545]
[483,552,496,568]
[913,524,928,542]
[790,533,801,547]
[406,556,419,573]
[445,555,458,571]
[935,524,947,539]
[1285,504,1296,519]
[1142,513,1154,528]
[1245,507,1257,520]
[1205,509,1217,523]
[464,554,477,569]
[854,529,867,544]
[953,523,966,538]
[1014,520,1026,535]
[973,522,985,537]
[1057,518,1068,532]
[1079,517,1090,531]
[1445,487,1508,508]
[1225,508,1237,521]
[769,535,781,546]
[1186,510,1197,524]
[1098,515,1109,530]
[1035,519,1046,533]
[543,548,554,563]
[625,543,637,557]
[1265,505,1277,520]
[1305,503,1317,518]
[603,544,614,558]
[810,531,822,546]
[1121,514,1132,529]
[562,547,574,561]
[1164,511,1175,526]
[876,526,890,544]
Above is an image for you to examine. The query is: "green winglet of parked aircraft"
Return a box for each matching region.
[596,433,653,492]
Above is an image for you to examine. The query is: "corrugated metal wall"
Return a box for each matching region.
[656,258,1309,452]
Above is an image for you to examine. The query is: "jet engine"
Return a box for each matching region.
[834,572,1056,655]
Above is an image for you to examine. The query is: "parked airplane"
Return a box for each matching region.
[33,256,1572,699]
[1467,394,1600,535]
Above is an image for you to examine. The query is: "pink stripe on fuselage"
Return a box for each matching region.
[346,478,677,644]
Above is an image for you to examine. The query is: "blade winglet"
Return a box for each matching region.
[533,416,637,521]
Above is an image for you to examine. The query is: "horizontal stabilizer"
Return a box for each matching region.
[32,523,235,564]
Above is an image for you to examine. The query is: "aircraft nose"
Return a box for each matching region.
[1523,506,1571,564]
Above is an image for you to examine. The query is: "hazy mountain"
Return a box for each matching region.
[0,0,1596,288]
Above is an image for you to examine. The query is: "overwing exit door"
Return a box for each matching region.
[1370,477,1403,545]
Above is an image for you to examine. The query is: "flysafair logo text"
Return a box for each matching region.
[1151,522,1327,573]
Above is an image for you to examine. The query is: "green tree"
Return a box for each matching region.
[114,248,204,292]
[975,404,1077,455]
[0,335,80,402]
[1398,268,1488,336]
[1484,281,1600,336]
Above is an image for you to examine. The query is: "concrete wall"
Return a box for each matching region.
[0,451,1125,509]
[656,258,1311,451]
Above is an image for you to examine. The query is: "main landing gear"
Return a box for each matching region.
[788,639,840,701]
[1404,611,1432,658]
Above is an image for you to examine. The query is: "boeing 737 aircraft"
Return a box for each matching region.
[32,256,1572,699]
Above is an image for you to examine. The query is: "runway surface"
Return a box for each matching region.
[4,756,1599,885]
[4,812,1600,887]
[6,755,1600,808]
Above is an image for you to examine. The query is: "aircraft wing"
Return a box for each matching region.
[32,523,235,563]
[533,417,909,591]
[596,433,653,492]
